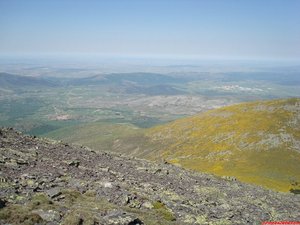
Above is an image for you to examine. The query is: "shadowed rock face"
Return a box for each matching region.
[0,128,300,225]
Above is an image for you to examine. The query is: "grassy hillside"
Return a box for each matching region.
[145,98,300,192]
[45,122,145,155]
[45,98,300,192]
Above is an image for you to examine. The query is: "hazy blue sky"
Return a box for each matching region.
[0,0,299,60]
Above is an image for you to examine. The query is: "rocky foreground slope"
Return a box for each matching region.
[1,128,300,225]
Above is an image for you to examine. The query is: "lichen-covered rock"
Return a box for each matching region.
[103,210,143,225]
[32,209,60,222]
[46,187,62,198]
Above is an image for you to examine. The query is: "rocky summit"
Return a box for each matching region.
[0,128,300,225]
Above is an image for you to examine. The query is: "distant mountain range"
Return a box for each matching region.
[46,98,300,192]
[0,73,58,89]
[0,72,186,95]
[70,72,186,86]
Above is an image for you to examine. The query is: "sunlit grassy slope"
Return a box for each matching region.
[45,122,144,153]
[145,98,300,192]
[46,98,300,192]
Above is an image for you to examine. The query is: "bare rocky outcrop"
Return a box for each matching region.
[0,127,300,225]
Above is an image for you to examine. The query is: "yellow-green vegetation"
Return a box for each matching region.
[152,201,176,221]
[0,194,55,225]
[59,189,115,225]
[184,214,208,224]
[146,98,300,192]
